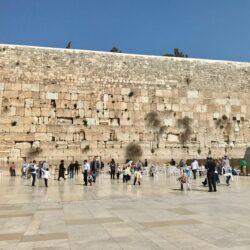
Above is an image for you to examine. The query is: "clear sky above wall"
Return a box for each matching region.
[1,0,250,62]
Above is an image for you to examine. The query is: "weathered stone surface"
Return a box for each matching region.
[0,44,250,164]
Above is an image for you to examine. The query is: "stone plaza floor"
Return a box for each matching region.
[0,169,249,250]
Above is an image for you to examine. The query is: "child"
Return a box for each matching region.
[178,170,187,191]
[122,167,128,183]
[214,169,220,185]
[116,164,121,179]
[41,168,50,187]
[88,171,93,186]
[134,168,142,185]
[137,170,142,185]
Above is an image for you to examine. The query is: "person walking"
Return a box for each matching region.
[133,168,142,185]
[58,160,66,181]
[82,160,90,186]
[205,157,217,192]
[41,168,50,187]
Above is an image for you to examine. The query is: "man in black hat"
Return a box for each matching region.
[205,157,217,192]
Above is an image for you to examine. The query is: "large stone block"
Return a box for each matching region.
[35,133,52,141]
[46,92,58,100]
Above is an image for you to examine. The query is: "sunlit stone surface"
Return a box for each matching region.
[0,168,249,249]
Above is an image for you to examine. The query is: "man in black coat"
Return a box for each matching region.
[58,160,66,181]
[205,157,217,192]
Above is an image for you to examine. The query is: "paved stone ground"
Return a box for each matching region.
[0,169,249,250]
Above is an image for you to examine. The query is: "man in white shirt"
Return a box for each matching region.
[30,160,38,186]
[222,156,232,185]
[191,159,199,179]
[82,160,90,186]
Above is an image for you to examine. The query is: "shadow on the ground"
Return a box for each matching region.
[171,188,209,192]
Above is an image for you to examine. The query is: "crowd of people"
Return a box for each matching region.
[176,155,244,192]
[6,155,248,190]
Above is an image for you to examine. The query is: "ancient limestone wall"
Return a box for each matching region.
[0,44,250,165]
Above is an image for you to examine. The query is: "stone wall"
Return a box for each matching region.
[0,44,250,166]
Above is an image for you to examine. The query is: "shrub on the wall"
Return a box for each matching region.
[125,142,143,162]
[177,117,193,145]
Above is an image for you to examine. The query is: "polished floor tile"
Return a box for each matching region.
[0,168,249,249]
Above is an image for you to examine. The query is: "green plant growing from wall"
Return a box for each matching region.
[28,147,43,156]
[208,148,211,155]
[215,115,233,141]
[2,97,10,112]
[144,111,161,130]
[83,119,88,127]
[125,142,143,162]
[82,145,90,153]
[144,111,168,146]
[11,121,17,126]
[177,117,193,145]
[128,91,134,97]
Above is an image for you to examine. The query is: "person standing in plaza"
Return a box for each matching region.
[110,159,116,179]
[21,159,28,178]
[178,169,187,191]
[241,158,247,176]
[222,155,232,185]
[133,168,142,185]
[43,161,49,171]
[75,160,80,175]
[41,167,50,187]
[90,156,100,183]
[82,160,90,186]
[170,158,176,166]
[122,166,128,183]
[191,159,199,179]
[116,164,121,179]
[9,162,16,176]
[30,160,38,186]
[205,157,217,192]
[68,161,75,179]
[137,160,143,171]
[58,160,66,181]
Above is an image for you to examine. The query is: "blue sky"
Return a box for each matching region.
[1,0,250,62]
